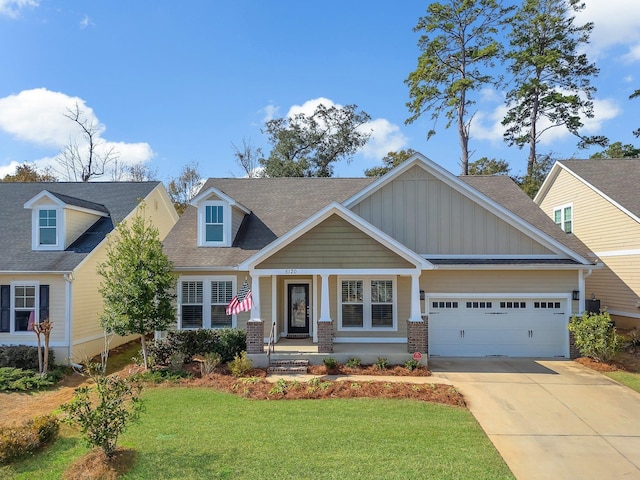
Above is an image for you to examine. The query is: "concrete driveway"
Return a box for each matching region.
[429,358,640,480]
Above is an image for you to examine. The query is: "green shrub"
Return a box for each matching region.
[375,357,389,370]
[0,415,59,464]
[148,328,246,366]
[61,373,144,459]
[345,357,362,368]
[323,357,339,370]
[0,367,61,392]
[131,369,192,383]
[216,328,247,363]
[229,351,253,377]
[404,359,420,371]
[0,345,55,370]
[569,311,620,362]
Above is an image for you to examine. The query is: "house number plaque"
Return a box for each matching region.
[284,269,298,275]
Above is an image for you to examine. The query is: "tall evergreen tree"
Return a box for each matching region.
[405,0,511,175]
[502,0,600,178]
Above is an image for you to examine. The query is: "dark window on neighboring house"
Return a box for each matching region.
[0,284,49,333]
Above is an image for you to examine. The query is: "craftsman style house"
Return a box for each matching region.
[0,182,178,363]
[164,153,597,359]
[536,159,640,329]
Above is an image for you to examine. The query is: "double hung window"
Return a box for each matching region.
[179,277,235,329]
[339,278,396,331]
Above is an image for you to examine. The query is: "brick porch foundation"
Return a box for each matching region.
[407,317,428,355]
[317,320,333,353]
[246,320,264,354]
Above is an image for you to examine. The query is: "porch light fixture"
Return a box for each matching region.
[420,290,425,300]
[572,290,579,301]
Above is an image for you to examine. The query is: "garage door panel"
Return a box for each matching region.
[429,297,568,357]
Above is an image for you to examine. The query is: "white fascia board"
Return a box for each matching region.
[347,154,591,265]
[0,270,72,275]
[239,201,432,271]
[23,190,108,217]
[554,163,640,225]
[433,263,601,271]
[172,266,240,272]
[23,190,67,209]
[190,186,250,214]
[533,161,562,204]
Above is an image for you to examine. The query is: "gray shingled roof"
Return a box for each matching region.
[163,177,377,268]
[558,159,640,218]
[0,182,161,272]
[165,175,595,269]
[460,175,593,261]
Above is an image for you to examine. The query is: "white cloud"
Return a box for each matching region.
[470,104,508,143]
[0,88,154,178]
[575,0,640,61]
[79,15,95,29]
[622,44,640,63]
[0,0,37,18]
[286,97,337,117]
[358,119,408,159]
[259,103,279,123]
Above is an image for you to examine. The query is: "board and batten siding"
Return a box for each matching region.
[256,214,414,270]
[539,168,640,325]
[351,165,554,256]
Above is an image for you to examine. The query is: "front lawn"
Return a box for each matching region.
[605,371,640,394]
[3,387,513,479]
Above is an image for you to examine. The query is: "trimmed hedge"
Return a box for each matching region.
[148,328,246,365]
[0,345,55,370]
[0,415,60,464]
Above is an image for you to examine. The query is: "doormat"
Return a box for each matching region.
[286,334,310,339]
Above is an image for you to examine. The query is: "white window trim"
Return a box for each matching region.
[553,203,573,233]
[10,281,40,335]
[337,276,397,332]
[197,201,231,247]
[177,276,237,329]
[31,207,65,251]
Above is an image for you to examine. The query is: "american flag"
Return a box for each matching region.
[226,279,253,315]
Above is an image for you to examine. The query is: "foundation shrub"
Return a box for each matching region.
[568,311,620,363]
[345,357,362,368]
[404,359,420,371]
[323,357,339,370]
[0,415,59,464]
[0,367,62,392]
[148,328,246,366]
[0,345,55,370]
[375,357,389,370]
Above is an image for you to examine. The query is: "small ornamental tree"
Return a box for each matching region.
[98,204,176,369]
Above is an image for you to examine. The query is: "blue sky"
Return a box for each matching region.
[1,0,639,183]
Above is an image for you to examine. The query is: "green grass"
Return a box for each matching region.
[605,371,640,394]
[2,388,513,479]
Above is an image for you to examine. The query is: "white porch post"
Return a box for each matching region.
[250,274,261,322]
[319,274,331,322]
[409,272,422,322]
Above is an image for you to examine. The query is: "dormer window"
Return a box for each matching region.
[191,185,251,248]
[205,204,224,242]
[38,209,58,246]
[198,201,229,246]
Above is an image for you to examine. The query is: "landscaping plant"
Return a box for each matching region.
[568,311,620,362]
[61,365,144,459]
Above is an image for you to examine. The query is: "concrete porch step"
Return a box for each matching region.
[268,359,309,375]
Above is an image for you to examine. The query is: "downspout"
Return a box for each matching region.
[63,272,74,365]
[578,268,593,315]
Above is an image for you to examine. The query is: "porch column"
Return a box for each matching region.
[319,274,331,322]
[407,272,426,354]
[247,274,264,354]
[318,274,333,353]
[250,274,261,322]
[409,273,422,322]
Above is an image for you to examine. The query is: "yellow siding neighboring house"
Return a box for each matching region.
[536,161,640,328]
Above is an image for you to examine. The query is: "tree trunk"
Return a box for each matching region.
[141,335,148,370]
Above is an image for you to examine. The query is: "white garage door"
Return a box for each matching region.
[428,296,569,357]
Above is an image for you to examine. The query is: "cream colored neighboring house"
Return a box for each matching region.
[535,159,640,328]
[0,182,178,364]
[164,153,597,360]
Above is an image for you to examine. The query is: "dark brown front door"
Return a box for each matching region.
[287,284,309,335]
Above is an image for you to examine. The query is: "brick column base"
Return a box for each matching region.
[407,317,428,355]
[317,320,333,353]
[246,320,264,354]
[569,331,580,359]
